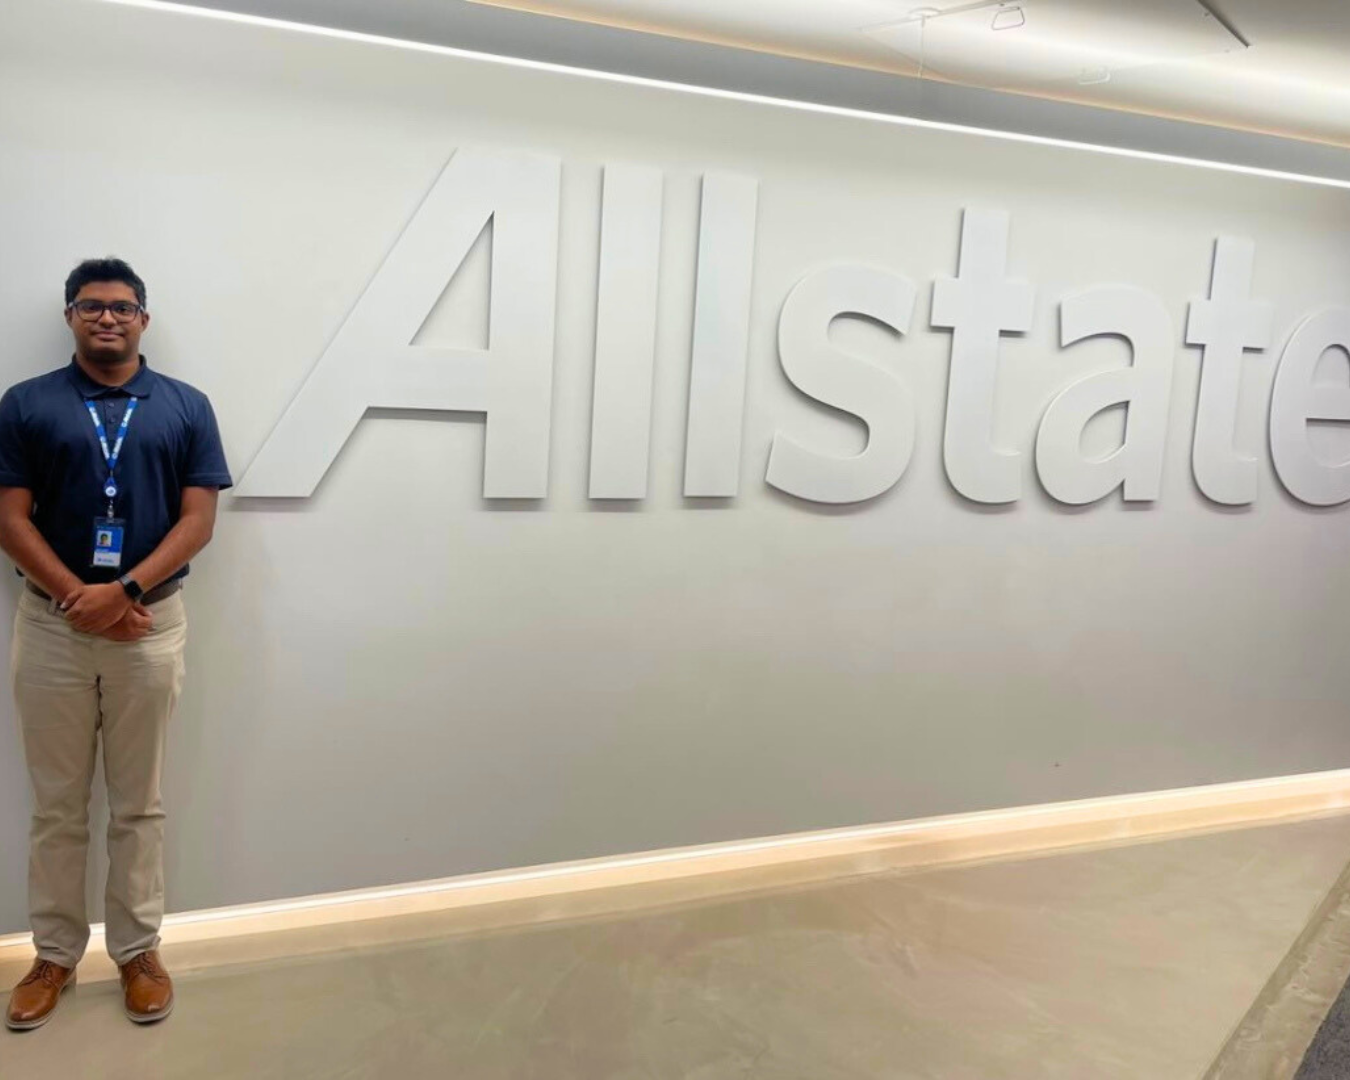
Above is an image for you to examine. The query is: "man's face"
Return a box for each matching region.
[65,281,150,365]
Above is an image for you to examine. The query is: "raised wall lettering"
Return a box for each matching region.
[1186,238,1273,505]
[931,209,1035,504]
[1035,286,1175,504]
[1270,309,1350,506]
[766,265,918,504]
[236,149,561,498]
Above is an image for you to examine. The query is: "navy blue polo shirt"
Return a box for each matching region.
[0,357,232,585]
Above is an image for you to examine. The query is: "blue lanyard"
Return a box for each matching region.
[84,396,139,510]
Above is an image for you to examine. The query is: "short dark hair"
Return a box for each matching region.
[65,258,147,308]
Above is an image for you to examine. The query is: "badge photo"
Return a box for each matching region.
[92,518,126,569]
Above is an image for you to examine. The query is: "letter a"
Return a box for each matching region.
[237,148,561,498]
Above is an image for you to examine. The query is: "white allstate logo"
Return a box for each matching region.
[236,147,1350,509]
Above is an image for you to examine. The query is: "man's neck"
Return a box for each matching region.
[74,353,140,389]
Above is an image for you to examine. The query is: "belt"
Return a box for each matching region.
[25,578,183,606]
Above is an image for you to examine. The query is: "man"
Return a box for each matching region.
[2,258,231,1030]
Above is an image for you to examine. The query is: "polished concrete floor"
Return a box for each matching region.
[4,815,1350,1079]
[1208,851,1350,1080]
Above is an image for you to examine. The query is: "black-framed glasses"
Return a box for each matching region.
[68,300,145,323]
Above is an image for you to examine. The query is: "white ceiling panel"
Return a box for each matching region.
[866,0,1243,92]
[466,0,1350,146]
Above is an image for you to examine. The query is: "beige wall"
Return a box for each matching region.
[0,0,1347,933]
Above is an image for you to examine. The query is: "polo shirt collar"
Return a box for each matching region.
[66,356,156,399]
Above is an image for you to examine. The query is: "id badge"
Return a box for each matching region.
[92,517,126,569]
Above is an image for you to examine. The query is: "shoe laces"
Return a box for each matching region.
[124,953,167,984]
[20,961,66,989]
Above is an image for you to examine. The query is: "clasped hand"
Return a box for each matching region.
[61,583,153,641]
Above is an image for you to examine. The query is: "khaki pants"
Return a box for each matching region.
[11,588,187,968]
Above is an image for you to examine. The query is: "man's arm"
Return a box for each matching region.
[126,486,219,592]
[63,487,219,634]
[0,486,84,603]
[0,486,152,640]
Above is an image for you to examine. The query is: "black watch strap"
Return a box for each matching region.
[118,575,144,601]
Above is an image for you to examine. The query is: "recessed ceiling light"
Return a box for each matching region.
[867,0,1243,91]
[991,4,1026,31]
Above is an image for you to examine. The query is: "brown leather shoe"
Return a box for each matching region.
[119,950,174,1024]
[6,959,76,1031]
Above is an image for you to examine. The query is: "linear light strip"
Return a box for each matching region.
[93,0,1350,191]
[1,766,1347,949]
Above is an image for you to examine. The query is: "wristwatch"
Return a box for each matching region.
[118,575,144,601]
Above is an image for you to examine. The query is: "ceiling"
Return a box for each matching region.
[465,0,1350,147]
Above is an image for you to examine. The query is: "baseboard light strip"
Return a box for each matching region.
[4,767,1350,975]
